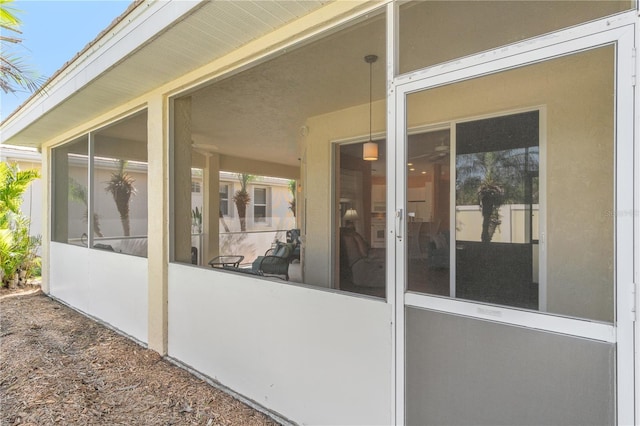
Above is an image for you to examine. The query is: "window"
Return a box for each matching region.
[219,184,229,216]
[334,140,386,298]
[52,136,89,247]
[170,11,386,289]
[52,111,149,257]
[253,187,268,223]
[455,111,539,309]
[191,181,201,193]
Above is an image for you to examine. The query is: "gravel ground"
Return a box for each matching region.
[0,289,279,426]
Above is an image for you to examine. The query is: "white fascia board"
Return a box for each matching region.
[0,145,41,162]
[1,0,202,145]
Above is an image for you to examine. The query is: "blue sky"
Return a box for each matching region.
[1,0,131,120]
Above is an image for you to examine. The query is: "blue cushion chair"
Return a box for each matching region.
[252,242,294,280]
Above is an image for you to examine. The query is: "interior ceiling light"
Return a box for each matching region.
[363,54,378,161]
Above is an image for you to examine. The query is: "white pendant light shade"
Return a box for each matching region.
[363,141,378,161]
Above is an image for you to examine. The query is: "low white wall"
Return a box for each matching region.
[49,242,148,343]
[456,204,540,243]
[168,263,392,425]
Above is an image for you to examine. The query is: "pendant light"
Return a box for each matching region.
[363,54,378,161]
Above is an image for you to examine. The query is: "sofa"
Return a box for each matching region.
[427,230,449,269]
[340,227,385,288]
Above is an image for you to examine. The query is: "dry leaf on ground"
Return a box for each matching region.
[0,290,279,426]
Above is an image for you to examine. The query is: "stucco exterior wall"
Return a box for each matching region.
[303,100,386,287]
[167,262,392,426]
[302,46,614,321]
[406,46,614,322]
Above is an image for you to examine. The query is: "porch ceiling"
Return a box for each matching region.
[189,13,387,167]
[0,0,327,148]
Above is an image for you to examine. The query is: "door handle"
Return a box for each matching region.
[395,208,403,241]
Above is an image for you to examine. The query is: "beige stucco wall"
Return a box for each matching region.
[303,45,614,321]
[399,0,631,74]
[303,100,386,287]
[409,47,614,321]
[406,46,614,322]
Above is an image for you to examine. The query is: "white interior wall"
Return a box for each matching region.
[50,242,148,343]
[167,263,392,425]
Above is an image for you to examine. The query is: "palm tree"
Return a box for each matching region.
[0,162,39,285]
[0,162,39,225]
[0,0,45,94]
[105,160,136,236]
[233,173,254,232]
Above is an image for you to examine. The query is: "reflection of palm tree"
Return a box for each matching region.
[457,149,537,242]
[478,182,503,242]
[233,174,254,232]
[105,160,136,236]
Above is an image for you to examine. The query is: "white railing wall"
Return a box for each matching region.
[167,263,392,425]
[49,242,149,343]
[456,204,540,243]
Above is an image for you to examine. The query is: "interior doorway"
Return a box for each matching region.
[334,140,386,298]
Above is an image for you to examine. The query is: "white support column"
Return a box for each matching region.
[147,95,169,354]
[51,146,69,245]
[87,133,95,248]
[203,153,220,264]
[41,146,51,294]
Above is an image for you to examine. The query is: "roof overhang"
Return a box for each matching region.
[0,0,329,148]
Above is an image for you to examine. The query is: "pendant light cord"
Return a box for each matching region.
[369,58,372,142]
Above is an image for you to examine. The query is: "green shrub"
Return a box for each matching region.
[0,162,40,287]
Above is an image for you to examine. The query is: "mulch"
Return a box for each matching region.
[0,288,279,425]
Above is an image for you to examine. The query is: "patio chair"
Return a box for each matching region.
[252,242,295,280]
[286,229,301,262]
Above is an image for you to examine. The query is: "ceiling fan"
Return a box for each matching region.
[409,145,449,162]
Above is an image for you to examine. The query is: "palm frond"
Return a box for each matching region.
[0,0,21,29]
[0,0,47,95]
[0,54,45,94]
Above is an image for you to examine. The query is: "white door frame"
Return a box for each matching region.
[390,16,636,426]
